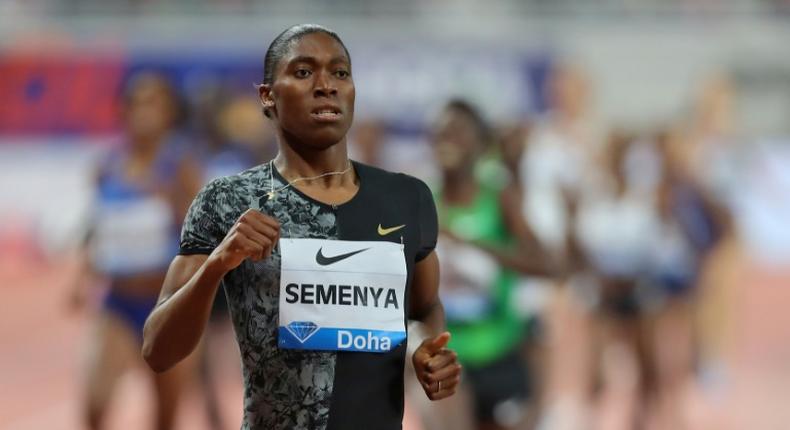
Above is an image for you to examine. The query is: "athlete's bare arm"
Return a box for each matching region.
[409,251,461,400]
[142,209,279,372]
[409,251,443,332]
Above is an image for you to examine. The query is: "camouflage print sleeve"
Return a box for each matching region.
[179,176,234,255]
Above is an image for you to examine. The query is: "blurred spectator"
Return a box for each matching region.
[69,71,202,430]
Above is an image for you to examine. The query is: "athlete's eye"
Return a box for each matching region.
[334,69,350,79]
[295,68,312,79]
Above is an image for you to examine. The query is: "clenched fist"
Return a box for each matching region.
[210,208,280,272]
[413,332,462,401]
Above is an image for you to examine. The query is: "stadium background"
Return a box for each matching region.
[2,1,790,429]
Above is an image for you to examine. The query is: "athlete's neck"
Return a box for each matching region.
[125,137,163,178]
[273,139,354,188]
[442,171,478,205]
[129,136,162,157]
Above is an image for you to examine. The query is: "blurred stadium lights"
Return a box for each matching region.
[1,0,789,18]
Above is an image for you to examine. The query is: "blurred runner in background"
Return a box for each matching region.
[425,99,556,430]
[70,72,203,430]
[519,64,605,430]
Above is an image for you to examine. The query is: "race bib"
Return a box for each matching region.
[278,238,407,353]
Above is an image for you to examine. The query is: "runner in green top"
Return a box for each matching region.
[430,100,558,430]
[438,179,523,366]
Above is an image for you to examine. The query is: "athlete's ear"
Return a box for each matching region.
[258,84,276,119]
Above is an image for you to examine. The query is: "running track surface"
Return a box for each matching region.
[1,249,789,430]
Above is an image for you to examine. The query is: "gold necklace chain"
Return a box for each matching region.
[267,159,352,199]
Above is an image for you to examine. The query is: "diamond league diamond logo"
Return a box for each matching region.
[286,321,320,343]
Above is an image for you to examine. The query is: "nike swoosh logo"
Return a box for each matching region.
[377,224,406,236]
[315,247,370,266]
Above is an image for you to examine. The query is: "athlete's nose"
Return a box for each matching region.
[313,70,337,98]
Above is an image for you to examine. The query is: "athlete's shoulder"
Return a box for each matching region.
[354,161,429,193]
[194,164,268,209]
[200,164,265,192]
[232,163,269,185]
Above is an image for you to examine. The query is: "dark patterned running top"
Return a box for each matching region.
[179,161,437,430]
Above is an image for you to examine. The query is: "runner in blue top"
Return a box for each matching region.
[72,71,202,430]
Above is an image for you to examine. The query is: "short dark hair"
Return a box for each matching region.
[261,24,350,118]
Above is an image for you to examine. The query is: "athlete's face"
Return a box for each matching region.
[261,33,355,149]
[125,77,176,143]
[432,108,480,173]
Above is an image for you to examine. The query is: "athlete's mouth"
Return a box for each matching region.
[310,105,343,122]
